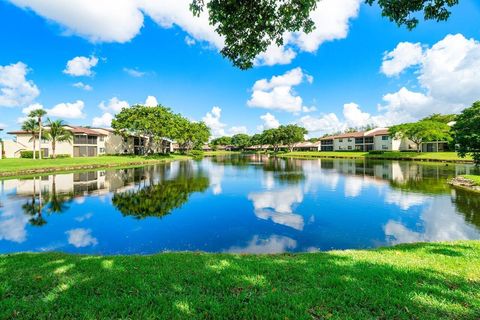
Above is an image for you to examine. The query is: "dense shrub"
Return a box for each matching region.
[52,154,71,159]
[20,151,39,159]
[188,150,204,157]
[369,150,385,155]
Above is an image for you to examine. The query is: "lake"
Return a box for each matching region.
[1,155,479,255]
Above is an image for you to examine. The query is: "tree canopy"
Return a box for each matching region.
[389,119,452,151]
[191,0,459,69]
[112,104,211,153]
[452,101,480,165]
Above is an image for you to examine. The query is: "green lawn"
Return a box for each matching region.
[279,151,473,162]
[1,241,479,319]
[203,150,241,156]
[0,154,189,177]
[463,175,480,186]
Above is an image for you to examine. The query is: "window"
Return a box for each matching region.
[124,138,128,143]
[382,135,389,141]
[364,137,374,144]
[348,138,352,142]
[348,146,352,150]
[339,139,343,142]
[99,136,104,142]
[382,145,388,150]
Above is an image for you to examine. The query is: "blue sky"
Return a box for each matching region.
[1,0,480,139]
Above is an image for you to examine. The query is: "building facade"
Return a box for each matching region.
[3,126,173,158]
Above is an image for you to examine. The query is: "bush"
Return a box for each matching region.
[369,150,385,155]
[187,150,204,157]
[20,151,39,159]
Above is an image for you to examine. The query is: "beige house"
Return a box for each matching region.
[3,125,173,158]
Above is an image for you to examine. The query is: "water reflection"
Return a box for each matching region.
[0,155,479,254]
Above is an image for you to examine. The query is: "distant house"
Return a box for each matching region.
[292,141,321,151]
[4,125,172,158]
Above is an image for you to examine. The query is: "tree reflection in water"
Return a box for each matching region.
[451,188,480,229]
[112,162,210,219]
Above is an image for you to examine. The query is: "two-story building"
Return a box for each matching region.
[3,125,173,158]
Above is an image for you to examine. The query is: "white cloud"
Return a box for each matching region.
[385,190,428,210]
[123,68,146,77]
[381,42,424,77]
[229,126,248,135]
[66,228,98,248]
[184,36,196,46]
[0,209,30,243]
[22,103,43,115]
[247,67,312,113]
[47,100,86,119]
[92,112,114,127]
[64,56,98,77]
[99,97,129,113]
[73,82,93,91]
[257,113,280,131]
[202,106,226,138]
[0,62,40,107]
[255,0,360,66]
[145,95,158,107]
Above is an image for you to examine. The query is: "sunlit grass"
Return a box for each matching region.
[463,175,480,186]
[1,241,479,319]
[0,154,189,177]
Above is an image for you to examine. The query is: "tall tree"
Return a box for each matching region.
[453,101,480,166]
[29,109,47,159]
[175,117,211,152]
[278,124,308,152]
[21,118,39,159]
[45,119,73,158]
[191,0,459,69]
[231,133,251,150]
[389,120,452,152]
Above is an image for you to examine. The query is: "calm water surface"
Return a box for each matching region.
[1,155,479,254]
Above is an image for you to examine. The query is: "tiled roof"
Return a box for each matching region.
[8,126,107,136]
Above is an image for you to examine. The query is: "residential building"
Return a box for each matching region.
[3,125,172,158]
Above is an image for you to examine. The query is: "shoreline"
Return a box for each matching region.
[449,176,480,193]
[0,155,190,179]
[276,152,474,164]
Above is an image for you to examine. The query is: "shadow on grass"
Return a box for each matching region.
[1,241,479,319]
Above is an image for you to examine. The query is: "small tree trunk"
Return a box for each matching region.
[52,140,56,159]
[32,135,36,160]
[38,118,42,160]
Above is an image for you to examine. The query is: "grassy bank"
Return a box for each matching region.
[463,175,480,185]
[1,241,479,319]
[278,151,473,163]
[0,154,189,178]
[203,150,241,156]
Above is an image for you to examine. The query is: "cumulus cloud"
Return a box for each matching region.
[0,62,40,107]
[247,67,313,113]
[381,42,424,77]
[379,34,480,121]
[8,0,222,47]
[47,100,86,119]
[202,106,226,138]
[99,97,129,113]
[22,103,43,115]
[257,113,280,131]
[66,228,98,248]
[123,68,146,77]
[145,95,158,107]
[92,112,114,127]
[73,82,93,91]
[255,0,360,66]
[229,126,248,135]
[64,56,98,77]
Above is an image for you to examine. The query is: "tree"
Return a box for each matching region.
[112,105,178,154]
[422,113,457,124]
[453,102,480,166]
[389,120,452,152]
[249,134,264,147]
[29,109,47,159]
[22,118,39,159]
[261,128,282,152]
[175,117,211,152]
[231,134,251,150]
[210,136,233,149]
[190,0,458,69]
[278,124,308,152]
[45,119,73,158]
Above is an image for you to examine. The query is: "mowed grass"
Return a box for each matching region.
[203,150,241,156]
[279,151,473,162]
[463,175,480,186]
[0,154,189,176]
[1,241,479,319]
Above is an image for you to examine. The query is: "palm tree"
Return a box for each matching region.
[29,109,47,160]
[22,118,39,159]
[45,119,73,158]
